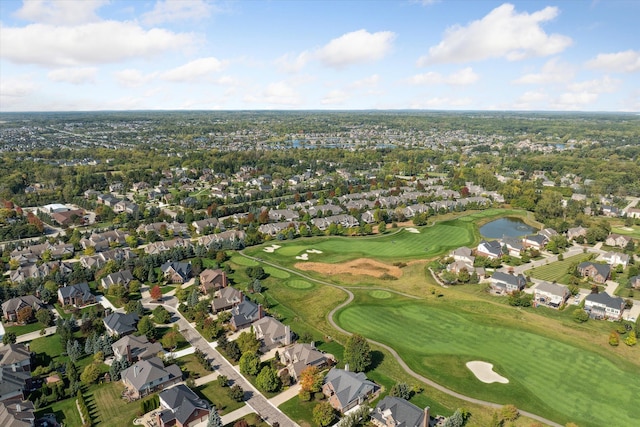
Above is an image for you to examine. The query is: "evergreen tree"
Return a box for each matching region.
[207,406,223,427]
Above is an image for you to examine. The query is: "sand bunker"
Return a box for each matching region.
[466,361,509,384]
[306,249,323,254]
[295,253,309,260]
[294,258,402,279]
[405,227,420,233]
[263,244,282,253]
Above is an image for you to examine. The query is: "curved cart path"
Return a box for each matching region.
[240,251,563,427]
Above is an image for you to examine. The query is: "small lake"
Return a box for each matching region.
[480,217,537,239]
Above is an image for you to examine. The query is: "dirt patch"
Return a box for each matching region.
[294,258,403,279]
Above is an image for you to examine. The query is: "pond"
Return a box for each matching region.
[480,217,537,239]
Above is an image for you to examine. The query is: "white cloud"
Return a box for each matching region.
[350,74,380,89]
[513,58,575,84]
[14,0,107,25]
[245,81,301,106]
[0,22,196,67]
[160,57,227,82]
[47,67,97,84]
[586,50,640,73]
[418,3,572,65]
[407,67,479,86]
[317,29,396,68]
[142,0,215,25]
[321,89,349,105]
[552,76,619,110]
[0,76,38,98]
[275,51,311,73]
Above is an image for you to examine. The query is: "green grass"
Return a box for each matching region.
[196,382,245,414]
[335,291,640,427]
[224,412,269,427]
[231,255,259,266]
[278,396,320,427]
[4,320,46,335]
[264,265,290,279]
[36,392,83,427]
[286,279,313,289]
[528,253,593,284]
[611,225,640,239]
[90,382,142,425]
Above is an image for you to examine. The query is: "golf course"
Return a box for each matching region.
[240,209,639,426]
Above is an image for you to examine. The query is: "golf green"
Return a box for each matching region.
[264,266,290,279]
[336,298,640,427]
[287,279,313,289]
[369,290,392,299]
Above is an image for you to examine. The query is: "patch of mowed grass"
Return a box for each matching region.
[263,265,290,279]
[91,382,141,425]
[335,292,640,427]
[230,255,258,266]
[286,279,313,289]
[196,382,244,414]
[528,253,593,284]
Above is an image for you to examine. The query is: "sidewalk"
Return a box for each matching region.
[221,405,255,425]
[269,384,300,407]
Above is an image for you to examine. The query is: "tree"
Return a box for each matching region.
[150,285,162,301]
[2,332,17,344]
[36,309,54,327]
[299,366,323,394]
[236,331,261,355]
[500,404,519,422]
[609,331,619,346]
[624,330,637,346]
[256,366,281,392]
[80,363,100,385]
[228,384,244,402]
[207,406,223,427]
[137,315,157,340]
[573,309,589,323]
[344,334,371,372]
[313,401,335,427]
[442,408,465,427]
[152,306,171,324]
[389,382,411,400]
[67,339,83,362]
[16,306,33,324]
[238,352,260,376]
[161,329,179,350]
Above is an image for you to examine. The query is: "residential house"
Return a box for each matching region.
[156,384,210,427]
[1,296,44,322]
[104,312,139,336]
[0,398,36,426]
[533,282,570,309]
[80,248,136,270]
[212,287,243,313]
[322,368,380,413]
[199,269,227,295]
[112,335,163,364]
[253,317,292,350]
[9,261,73,284]
[101,270,135,291]
[522,234,548,250]
[258,221,301,237]
[630,275,640,290]
[361,210,377,224]
[230,299,264,330]
[0,345,32,373]
[605,234,632,249]
[584,292,625,320]
[627,207,640,219]
[57,283,96,307]
[538,228,558,241]
[567,226,587,241]
[145,238,193,255]
[121,357,182,399]
[191,218,222,235]
[268,209,300,222]
[490,271,527,294]
[501,237,524,257]
[578,262,611,284]
[280,343,332,381]
[601,205,620,217]
[197,230,246,248]
[80,230,128,252]
[476,240,502,259]
[371,396,430,427]
[161,262,192,284]
[113,200,139,215]
[600,252,630,268]
[450,247,474,265]
[307,204,344,217]
[311,214,359,231]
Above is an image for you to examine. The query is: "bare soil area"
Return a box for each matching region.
[294,258,403,279]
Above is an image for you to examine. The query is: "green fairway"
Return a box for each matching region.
[286,278,313,289]
[230,255,258,266]
[335,293,640,427]
[369,290,392,299]
[264,265,290,279]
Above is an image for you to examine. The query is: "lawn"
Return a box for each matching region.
[4,320,47,335]
[334,291,640,427]
[278,395,320,427]
[196,382,245,414]
[36,392,83,427]
[611,225,640,240]
[528,253,593,284]
[90,382,142,425]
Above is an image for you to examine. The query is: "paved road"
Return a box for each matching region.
[240,251,564,427]
[143,296,299,427]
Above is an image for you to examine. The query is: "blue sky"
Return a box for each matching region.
[1,0,638,112]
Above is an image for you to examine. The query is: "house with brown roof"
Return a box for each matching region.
[212,287,243,313]
[280,343,332,381]
[0,398,35,426]
[112,335,163,363]
[121,357,182,399]
[1,296,44,323]
[57,282,96,307]
[199,269,227,295]
[253,317,292,350]
[605,233,632,248]
[578,262,611,284]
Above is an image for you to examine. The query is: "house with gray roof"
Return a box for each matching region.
[0,345,33,403]
[1,296,44,322]
[534,282,570,309]
[101,270,135,290]
[0,345,32,374]
[230,299,264,330]
[112,334,163,363]
[104,312,139,336]
[578,262,611,284]
[161,261,192,284]
[490,271,527,294]
[584,292,625,321]
[253,317,292,350]
[476,240,502,259]
[630,275,640,290]
[121,357,182,399]
[212,287,243,313]
[323,368,379,413]
[280,343,332,381]
[523,234,548,250]
[371,396,430,427]
[0,398,35,427]
[57,282,96,307]
[156,384,210,427]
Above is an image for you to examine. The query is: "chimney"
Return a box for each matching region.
[126,344,132,363]
[284,325,291,345]
[344,363,349,372]
[422,407,430,427]
[258,304,264,320]
[134,365,139,377]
